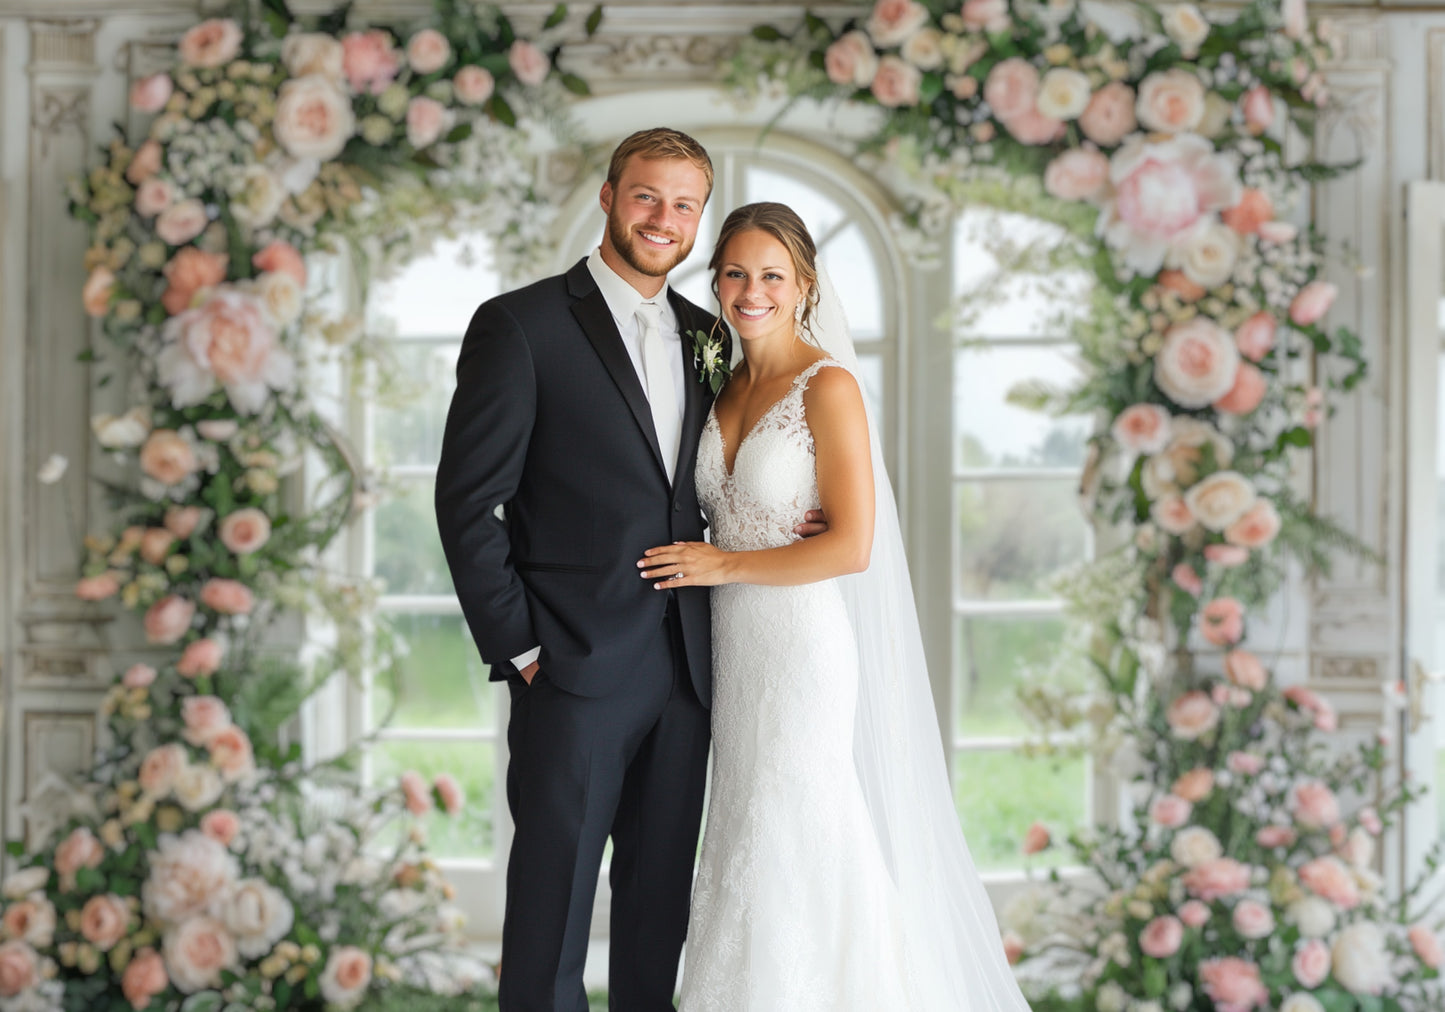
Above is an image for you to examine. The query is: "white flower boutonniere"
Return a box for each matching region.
[688,327,731,395]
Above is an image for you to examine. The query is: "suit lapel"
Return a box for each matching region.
[567,261,668,479]
[670,293,715,502]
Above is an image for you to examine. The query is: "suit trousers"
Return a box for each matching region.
[499,598,710,1012]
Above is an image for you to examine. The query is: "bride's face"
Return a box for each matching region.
[715,229,807,347]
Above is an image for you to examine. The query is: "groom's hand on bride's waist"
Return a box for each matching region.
[519,661,540,685]
[794,509,829,538]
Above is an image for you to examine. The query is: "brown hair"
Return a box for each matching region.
[606,128,714,200]
[708,202,820,338]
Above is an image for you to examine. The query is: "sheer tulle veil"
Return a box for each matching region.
[808,268,1034,1009]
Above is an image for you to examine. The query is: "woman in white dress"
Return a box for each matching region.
[640,203,1033,1010]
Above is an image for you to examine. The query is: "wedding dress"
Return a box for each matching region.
[678,274,1033,1011]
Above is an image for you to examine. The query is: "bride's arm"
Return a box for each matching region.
[639,367,874,588]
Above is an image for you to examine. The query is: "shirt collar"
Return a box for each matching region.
[586,246,673,328]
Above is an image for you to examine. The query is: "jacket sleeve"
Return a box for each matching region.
[434,298,537,668]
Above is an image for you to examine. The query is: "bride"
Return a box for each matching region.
[639,202,1034,1010]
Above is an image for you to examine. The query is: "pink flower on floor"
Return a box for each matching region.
[140,429,199,486]
[453,65,496,105]
[405,28,451,75]
[1199,597,1244,646]
[1045,148,1110,202]
[1152,494,1196,535]
[871,55,923,108]
[1021,821,1051,855]
[319,946,372,1008]
[1225,500,1281,549]
[1199,957,1268,1012]
[400,771,432,816]
[406,96,450,147]
[207,725,255,783]
[1140,915,1183,958]
[182,696,233,747]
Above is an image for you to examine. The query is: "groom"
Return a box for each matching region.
[436,128,738,1011]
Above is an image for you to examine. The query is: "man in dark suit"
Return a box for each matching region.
[434,128,722,1012]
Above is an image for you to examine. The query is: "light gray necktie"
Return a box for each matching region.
[635,299,680,483]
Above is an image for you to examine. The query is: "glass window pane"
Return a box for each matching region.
[954,750,1085,871]
[367,236,502,339]
[663,196,721,308]
[372,614,494,731]
[374,479,453,596]
[954,616,1068,738]
[819,225,883,338]
[745,166,845,242]
[371,740,496,859]
[954,346,1089,471]
[373,341,459,467]
[954,479,1090,601]
[854,352,884,431]
[953,209,1092,340]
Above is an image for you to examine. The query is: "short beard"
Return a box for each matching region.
[607,213,693,278]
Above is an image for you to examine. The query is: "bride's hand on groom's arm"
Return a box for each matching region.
[794,509,828,538]
[637,542,732,589]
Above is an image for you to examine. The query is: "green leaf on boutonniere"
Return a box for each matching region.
[687,328,731,395]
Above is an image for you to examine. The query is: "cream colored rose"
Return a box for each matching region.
[1169,223,1239,290]
[1136,69,1206,134]
[91,406,151,449]
[1,869,49,901]
[224,879,294,959]
[1036,68,1091,120]
[143,830,239,924]
[230,165,285,231]
[252,270,303,327]
[406,29,451,75]
[1163,4,1210,56]
[1170,826,1223,868]
[1153,318,1240,409]
[901,28,944,70]
[1,898,55,947]
[163,915,237,993]
[1288,896,1337,938]
[79,893,130,951]
[0,941,40,999]
[1280,996,1325,1012]
[1332,923,1395,996]
[282,32,344,79]
[274,75,356,161]
[1183,471,1256,531]
[173,763,224,812]
[1198,92,1233,138]
[866,0,930,47]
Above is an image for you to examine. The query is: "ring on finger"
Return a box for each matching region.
[670,572,684,580]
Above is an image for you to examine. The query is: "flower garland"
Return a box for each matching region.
[729,1,1443,1009]
[2,2,593,1009]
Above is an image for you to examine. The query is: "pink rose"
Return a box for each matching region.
[161,246,228,316]
[1150,794,1192,828]
[1284,685,1338,731]
[400,770,433,816]
[123,663,157,689]
[1221,188,1273,235]
[82,266,116,318]
[1198,957,1268,1012]
[1167,691,1220,740]
[1224,650,1268,691]
[1410,924,1443,969]
[1002,930,1025,965]
[139,743,187,798]
[159,289,294,413]
[1255,824,1296,847]
[1182,857,1251,901]
[200,809,241,847]
[1299,855,1360,908]
[157,198,209,247]
[825,31,879,89]
[508,40,550,87]
[1021,821,1051,855]
[1242,85,1275,134]
[1359,807,1383,835]
[0,941,40,998]
[177,638,224,678]
[1159,269,1206,302]
[1232,900,1274,940]
[1178,900,1210,928]
[76,573,120,601]
[434,773,464,815]
[1173,767,1215,802]
[126,139,163,186]
[961,0,1010,32]
[866,0,930,46]
[1044,148,1110,202]
[200,578,254,615]
[1079,82,1137,147]
[165,505,206,539]
[163,915,237,994]
[1214,363,1267,415]
[1205,543,1249,567]
[1290,281,1338,326]
[1152,494,1196,535]
[1140,915,1183,958]
[135,177,177,219]
[129,74,173,114]
[1294,938,1332,987]
[1003,108,1065,146]
[319,946,373,1008]
[405,29,451,75]
[1293,779,1341,828]
[342,30,400,94]
[207,725,255,782]
[55,827,105,888]
[219,508,272,555]
[1234,312,1276,362]
[183,696,233,747]
[454,65,496,105]
[122,947,168,1010]
[1171,563,1202,596]
[1225,500,1281,549]
[871,55,922,109]
[140,528,176,566]
[178,19,241,68]
[406,96,450,148]
[1154,317,1240,409]
[251,240,306,287]
[1112,403,1171,455]
[274,75,355,161]
[1258,220,1298,244]
[80,894,130,951]
[985,58,1040,122]
[1200,597,1244,646]
[1135,69,1206,134]
[144,595,196,645]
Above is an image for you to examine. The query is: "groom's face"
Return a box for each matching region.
[599,156,708,282]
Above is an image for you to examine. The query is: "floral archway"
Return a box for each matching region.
[1,0,1439,1009]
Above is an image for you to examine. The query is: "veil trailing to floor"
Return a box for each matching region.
[810,267,1034,1009]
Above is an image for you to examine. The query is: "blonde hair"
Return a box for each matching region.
[606,128,714,200]
[708,202,820,338]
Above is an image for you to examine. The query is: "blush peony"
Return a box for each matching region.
[1199,597,1244,646]
[274,75,356,160]
[508,40,550,86]
[144,594,196,645]
[871,55,923,108]
[178,18,241,68]
[319,945,373,1009]
[1225,499,1281,549]
[1299,855,1360,909]
[163,915,238,993]
[122,947,168,1009]
[1199,958,1268,1012]
[341,30,400,94]
[1152,317,1240,409]
[1044,148,1110,202]
[143,830,239,925]
[1214,362,1267,415]
[158,289,295,414]
[1166,691,1219,740]
[825,30,879,88]
[1139,915,1183,958]
[1079,82,1137,147]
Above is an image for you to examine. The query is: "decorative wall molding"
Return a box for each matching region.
[21,710,96,848]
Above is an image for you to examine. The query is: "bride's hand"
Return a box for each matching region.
[638,542,730,589]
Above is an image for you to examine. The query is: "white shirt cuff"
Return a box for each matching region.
[510,646,541,671]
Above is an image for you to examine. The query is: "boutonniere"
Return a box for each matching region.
[687,328,731,395]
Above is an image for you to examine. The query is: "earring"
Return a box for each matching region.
[794,301,804,323]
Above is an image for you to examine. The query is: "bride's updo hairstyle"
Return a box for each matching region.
[709,202,822,344]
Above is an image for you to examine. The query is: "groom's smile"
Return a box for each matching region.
[598,153,710,292]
